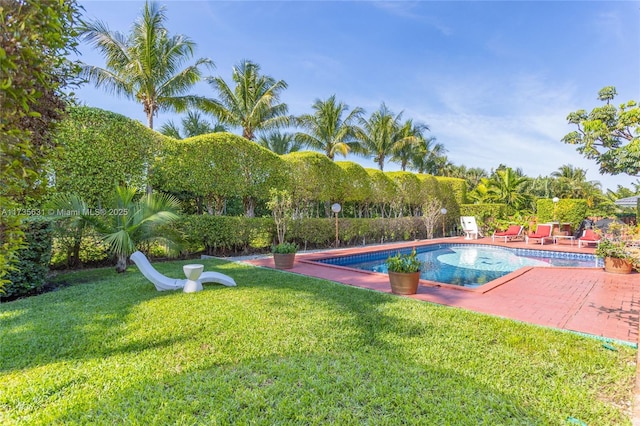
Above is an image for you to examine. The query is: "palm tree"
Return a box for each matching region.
[485,167,531,211]
[294,95,364,160]
[50,186,181,272]
[159,110,227,139]
[406,136,446,174]
[258,131,303,155]
[390,119,430,171]
[356,104,420,171]
[97,186,181,273]
[551,164,601,199]
[204,60,290,140]
[80,1,214,129]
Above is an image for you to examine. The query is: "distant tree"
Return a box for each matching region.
[0,0,81,289]
[476,167,531,212]
[407,137,446,174]
[204,60,290,140]
[390,119,430,171]
[606,185,637,205]
[550,164,601,199]
[562,86,640,177]
[357,104,421,171]
[159,111,226,139]
[294,95,364,160]
[258,131,302,155]
[80,1,214,129]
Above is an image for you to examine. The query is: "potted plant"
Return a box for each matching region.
[594,223,640,274]
[272,242,298,269]
[385,249,423,295]
[267,189,298,269]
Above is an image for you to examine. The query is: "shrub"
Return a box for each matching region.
[272,242,298,254]
[52,107,160,205]
[536,198,588,230]
[386,249,422,273]
[2,219,54,299]
[179,215,274,255]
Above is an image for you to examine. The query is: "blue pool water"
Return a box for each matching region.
[317,244,602,288]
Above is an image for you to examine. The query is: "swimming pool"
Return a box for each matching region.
[316,244,602,288]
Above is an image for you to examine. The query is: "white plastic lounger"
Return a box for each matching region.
[460,216,482,240]
[130,251,236,291]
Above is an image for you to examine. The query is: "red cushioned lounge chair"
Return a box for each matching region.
[492,225,524,243]
[578,229,601,248]
[525,224,553,245]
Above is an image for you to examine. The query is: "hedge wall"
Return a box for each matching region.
[52,107,160,205]
[2,219,54,299]
[178,215,431,255]
[536,198,588,230]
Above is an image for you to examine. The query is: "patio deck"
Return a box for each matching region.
[244,236,640,345]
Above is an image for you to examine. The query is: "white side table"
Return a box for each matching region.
[183,264,204,293]
[553,235,575,246]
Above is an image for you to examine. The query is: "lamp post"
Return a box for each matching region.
[440,208,448,238]
[331,203,341,247]
[552,197,559,222]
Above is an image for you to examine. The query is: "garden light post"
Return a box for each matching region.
[332,203,341,247]
[552,197,559,222]
[440,208,447,238]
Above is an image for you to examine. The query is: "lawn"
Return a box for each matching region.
[0,257,636,424]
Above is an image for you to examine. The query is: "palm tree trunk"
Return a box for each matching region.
[116,254,128,273]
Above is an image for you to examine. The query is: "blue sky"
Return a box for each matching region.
[74,1,640,191]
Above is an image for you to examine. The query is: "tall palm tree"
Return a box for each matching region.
[258,131,302,155]
[80,1,214,129]
[390,119,430,171]
[406,136,446,174]
[204,60,290,140]
[159,110,227,139]
[356,103,419,171]
[294,95,364,160]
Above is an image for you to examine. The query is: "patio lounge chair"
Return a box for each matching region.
[578,229,601,248]
[492,225,524,243]
[525,224,553,245]
[130,251,236,291]
[460,216,482,240]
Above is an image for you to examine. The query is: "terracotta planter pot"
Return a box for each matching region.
[274,253,296,269]
[388,271,420,295]
[604,257,633,274]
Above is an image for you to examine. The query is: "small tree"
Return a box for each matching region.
[52,186,182,273]
[422,199,444,239]
[267,189,293,245]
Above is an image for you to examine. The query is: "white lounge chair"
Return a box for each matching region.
[460,216,482,240]
[130,251,236,291]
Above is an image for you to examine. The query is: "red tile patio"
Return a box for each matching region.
[245,236,640,345]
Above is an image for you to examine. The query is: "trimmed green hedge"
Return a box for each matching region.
[2,219,54,299]
[536,198,588,230]
[178,215,430,255]
[52,107,160,205]
[178,215,274,255]
[436,176,467,204]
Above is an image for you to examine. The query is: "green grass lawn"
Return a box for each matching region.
[0,258,636,425]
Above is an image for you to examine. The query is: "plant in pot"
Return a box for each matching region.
[385,249,423,295]
[594,223,640,274]
[267,189,298,269]
[272,242,298,269]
